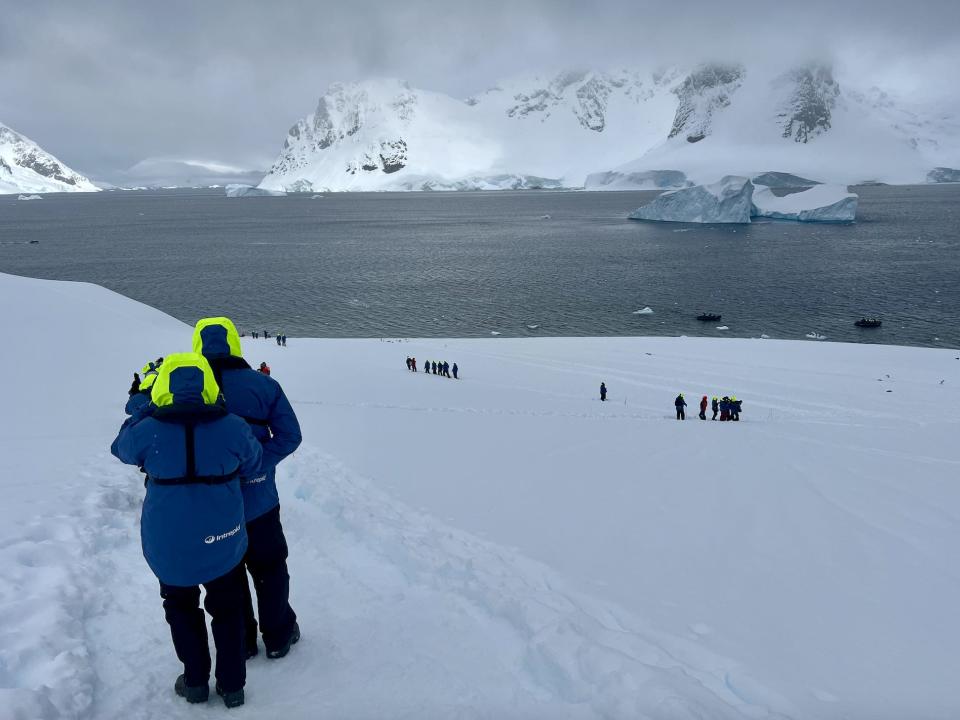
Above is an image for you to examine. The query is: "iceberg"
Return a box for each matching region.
[225,183,286,198]
[632,307,654,315]
[751,172,821,188]
[17,194,42,201]
[751,185,857,223]
[584,170,691,191]
[629,175,753,224]
[927,167,960,183]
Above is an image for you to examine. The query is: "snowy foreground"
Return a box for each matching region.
[2,273,959,720]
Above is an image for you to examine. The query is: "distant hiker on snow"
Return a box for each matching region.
[443,361,450,378]
[276,335,281,346]
[600,382,607,401]
[412,357,417,372]
[111,352,262,709]
[711,397,719,420]
[452,362,458,379]
[258,362,270,376]
[719,396,730,421]
[406,357,412,371]
[699,395,708,420]
[731,397,742,421]
[281,335,287,347]
[432,361,438,375]
[675,393,686,420]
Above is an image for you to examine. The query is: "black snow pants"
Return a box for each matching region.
[676,407,685,420]
[241,505,298,654]
[160,563,247,692]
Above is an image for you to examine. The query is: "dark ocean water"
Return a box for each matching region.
[1,186,958,347]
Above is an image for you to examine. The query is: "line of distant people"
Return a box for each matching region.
[674,393,742,421]
[243,330,287,346]
[598,383,743,421]
[407,356,458,379]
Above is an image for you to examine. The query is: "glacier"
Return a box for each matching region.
[0,121,98,195]
[584,169,691,191]
[751,184,858,222]
[629,175,754,223]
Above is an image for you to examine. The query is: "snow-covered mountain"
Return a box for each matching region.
[0,122,98,194]
[260,64,960,191]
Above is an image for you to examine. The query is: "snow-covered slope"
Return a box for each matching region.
[3,271,959,719]
[0,122,98,194]
[259,71,679,191]
[260,64,959,192]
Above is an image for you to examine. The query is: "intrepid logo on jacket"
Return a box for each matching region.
[204,523,242,545]
[244,474,267,485]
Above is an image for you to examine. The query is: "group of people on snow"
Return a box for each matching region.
[407,356,459,379]
[244,330,287,346]
[675,393,742,421]
[112,317,303,709]
[600,383,743,421]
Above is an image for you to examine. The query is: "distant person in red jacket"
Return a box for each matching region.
[258,362,271,376]
[699,395,708,420]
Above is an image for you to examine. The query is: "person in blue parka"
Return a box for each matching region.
[124,361,161,416]
[111,352,262,709]
[193,317,303,661]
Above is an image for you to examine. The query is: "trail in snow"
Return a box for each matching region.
[5,444,789,720]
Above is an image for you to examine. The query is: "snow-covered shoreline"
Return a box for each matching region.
[3,272,959,719]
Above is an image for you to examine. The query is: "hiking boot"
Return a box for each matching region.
[216,683,245,709]
[174,674,209,704]
[266,622,300,659]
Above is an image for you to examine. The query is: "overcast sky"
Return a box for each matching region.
[2,0,958,183]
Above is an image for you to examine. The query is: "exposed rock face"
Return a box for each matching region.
[669,64,744,143]
[506,70,649,133]
[268,81,417,179]
[379,139,407,173]
[778,65,840,143]
[0,122,98,194]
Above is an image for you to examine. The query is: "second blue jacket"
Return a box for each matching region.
[111,401,263,587]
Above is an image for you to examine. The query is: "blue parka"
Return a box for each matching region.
[111,354,262,587]
[193,318,303,521]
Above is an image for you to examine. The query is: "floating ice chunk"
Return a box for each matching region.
[225,184,286,198]
[629,176,753,224]
[490,331,501,336]
[17,194,42,200]
[526,324,540,330]
[716,325,729,330]
[632,307,654,315]
[927,167,960,184]
[751,171,821,188]
[751,185,857,223]
[806,332,828,340]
